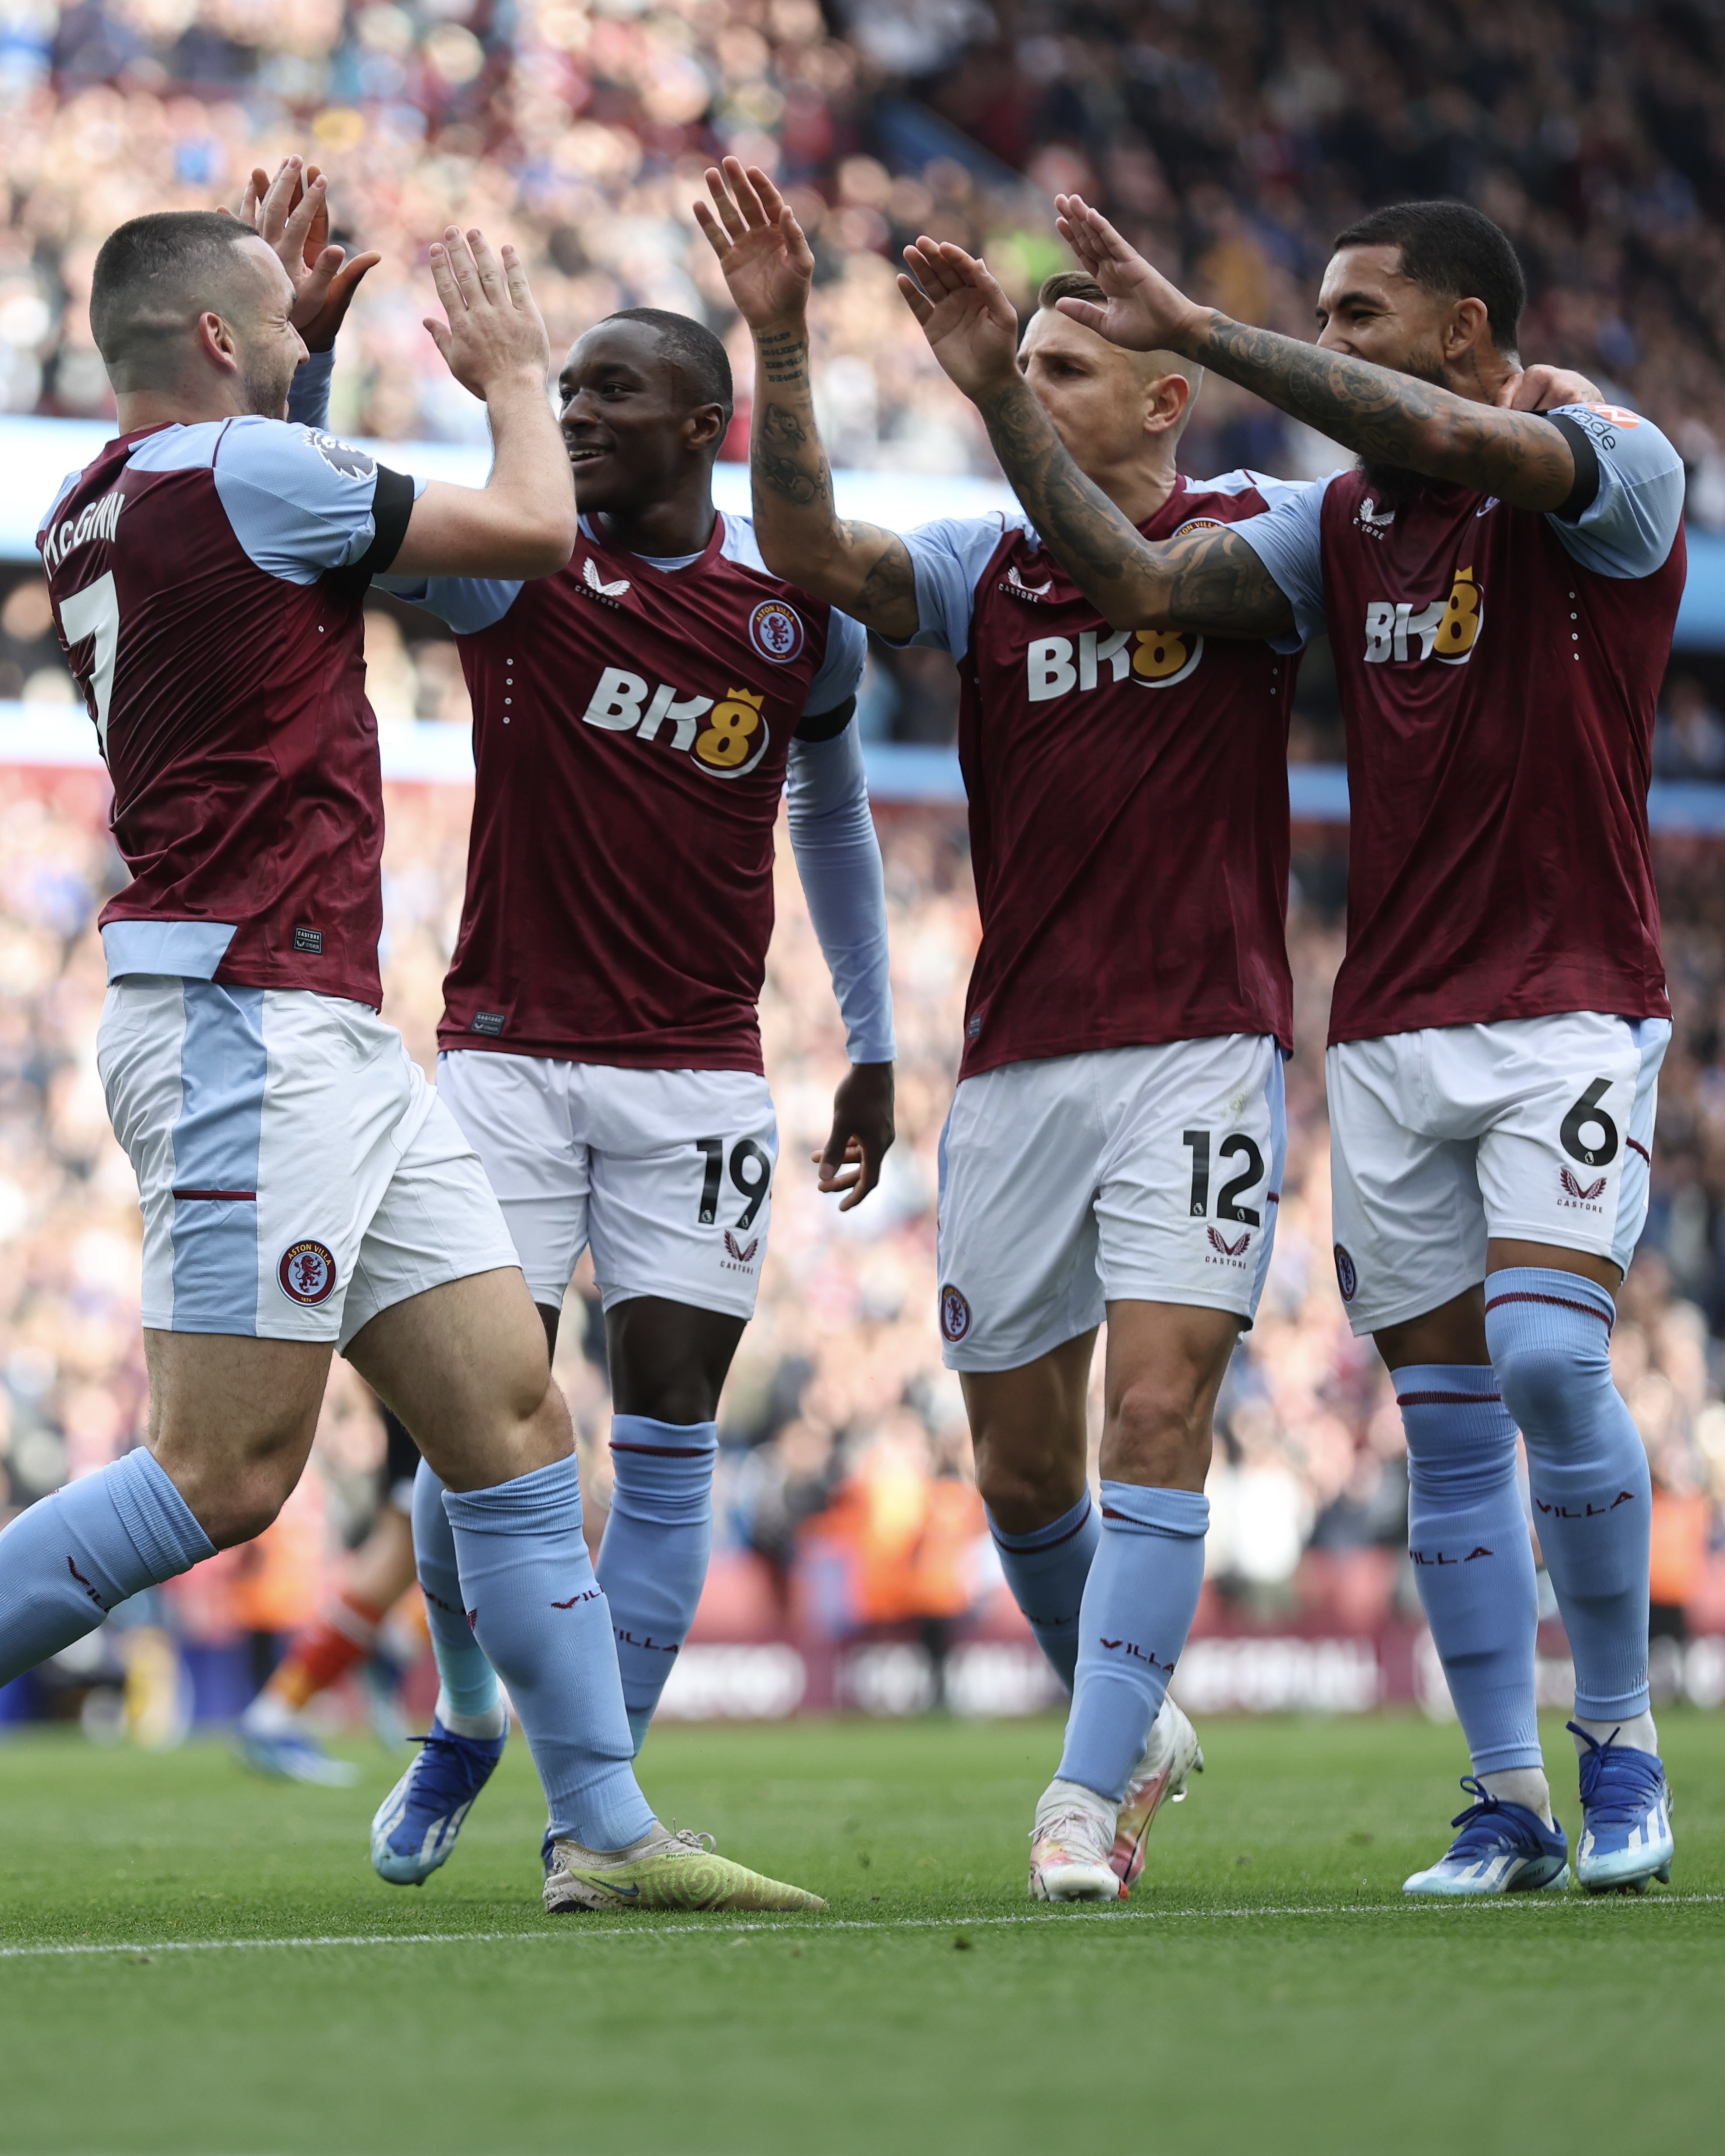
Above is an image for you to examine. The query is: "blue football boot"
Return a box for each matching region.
[370,1717,506,1886]
[1570,1722,1674,1894]
[1402,1778,1570,1896]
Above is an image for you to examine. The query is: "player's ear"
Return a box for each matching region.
[1444,294,1491,365]
[194,309,241,376]
[686,402,728,454]
[1143,367,1190,439]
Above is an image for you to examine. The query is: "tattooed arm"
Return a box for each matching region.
[966,366,1296,636]
[694,159,919,638]
[1051,195,1580,513]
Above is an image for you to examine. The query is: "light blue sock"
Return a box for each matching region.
[1056,1482,1208,1804]
[411,1459,503,1732]
[986,1492,1100,1693]
[1486,1267,1652,1722]
[0,1448,214,1686]
[442,1456,655,1851]
[597,1417,719,1754]
[1395,1365,1541,1774]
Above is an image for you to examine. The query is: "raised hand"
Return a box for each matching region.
[230,156,379,352]
[896,238,1021,400]
[1495,363,1604,413]
[693,158,815,328]
[423,226,552,399]
[1051,194,1202,354]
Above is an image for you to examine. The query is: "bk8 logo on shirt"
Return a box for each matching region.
[581,666,771,778]
[1026,628,1202,702]
[1363,567,1483,667]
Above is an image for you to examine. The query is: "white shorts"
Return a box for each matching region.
[1326,1011,1670,1336]
[99,980,520,1351]
[935,1037,1287,1372]
[436,1051,778,1320]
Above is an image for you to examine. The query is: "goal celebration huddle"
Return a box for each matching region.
[0,145,1683,1908]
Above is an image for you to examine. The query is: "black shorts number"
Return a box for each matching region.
[1560,1078,1619,1168]
[694,1137,774,1229]
[1184,1128,1265,1225]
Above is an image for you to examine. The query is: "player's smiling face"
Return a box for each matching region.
[228,238,309,420]
[1314,245,1454,389]
[556,321,725,512]
[1017,308,1188,482]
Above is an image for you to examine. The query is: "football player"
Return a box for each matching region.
[315,305,896,1886]
[698,158,1307,1901]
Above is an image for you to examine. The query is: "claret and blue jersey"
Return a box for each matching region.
[1234,402,1687,1046]
[383,513,869,1072]
[891,473,1307,1082]
[36,356,421,1011]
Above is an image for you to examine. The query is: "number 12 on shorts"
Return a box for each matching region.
[694,1138,772,1228]
[1182,1129,1265,1224]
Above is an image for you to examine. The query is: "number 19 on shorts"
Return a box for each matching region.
[693,1138,772,1228]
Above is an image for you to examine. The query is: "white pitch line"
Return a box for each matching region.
[2,1894,1721,1962]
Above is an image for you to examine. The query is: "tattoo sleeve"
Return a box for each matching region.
[748,324,919,639]
[970,375,1297,638]
[1187,314,1575,509]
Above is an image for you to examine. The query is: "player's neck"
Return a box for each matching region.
[588,492,717,561]
[1079,456,1178,530]
[116,382,259,432]
[1434,345,1518,407]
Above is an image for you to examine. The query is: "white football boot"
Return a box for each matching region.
[1111,1698,1204,1895]
[1028,1779,1122,1903]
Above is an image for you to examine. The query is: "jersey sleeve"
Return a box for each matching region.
[1229,476,1333,648]
[285,348,335,431]
[209,418,427,587]
[1542,406,1685,579]
[785,721,895,1066]
[802,607,867,716]
[375,576,524,635]
[893,513,1030,661]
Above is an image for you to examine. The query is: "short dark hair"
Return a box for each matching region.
[604,306,733,421]
[91,210,256,385]
[1332,201,1525,353]
[1037,269,1106,312]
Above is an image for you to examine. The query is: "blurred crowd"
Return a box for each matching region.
[3,759,1725,1729]
[6,1,1725,514]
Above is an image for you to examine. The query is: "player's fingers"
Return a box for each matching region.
[896,273,935,326]
[423,317,453,361]
[439,226,481,309]
[466,228,507,306]
[721,155,771,229]
[500,242,532,310]
[702,167,749,245]
[427,238,464,319]
[283,172,327,263]
[750,165,790,224]
[260,155,300,239]
[1054,296,1110,335]
[691,198,731,258]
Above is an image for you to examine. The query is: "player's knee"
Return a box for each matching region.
[1105,1379,1209,1484]
[1490,1335,1599,1435]
[974,1449,1076,1531]
[183,1461,296,1550]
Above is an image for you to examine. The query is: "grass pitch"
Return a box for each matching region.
[1,1710,1721,2155]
